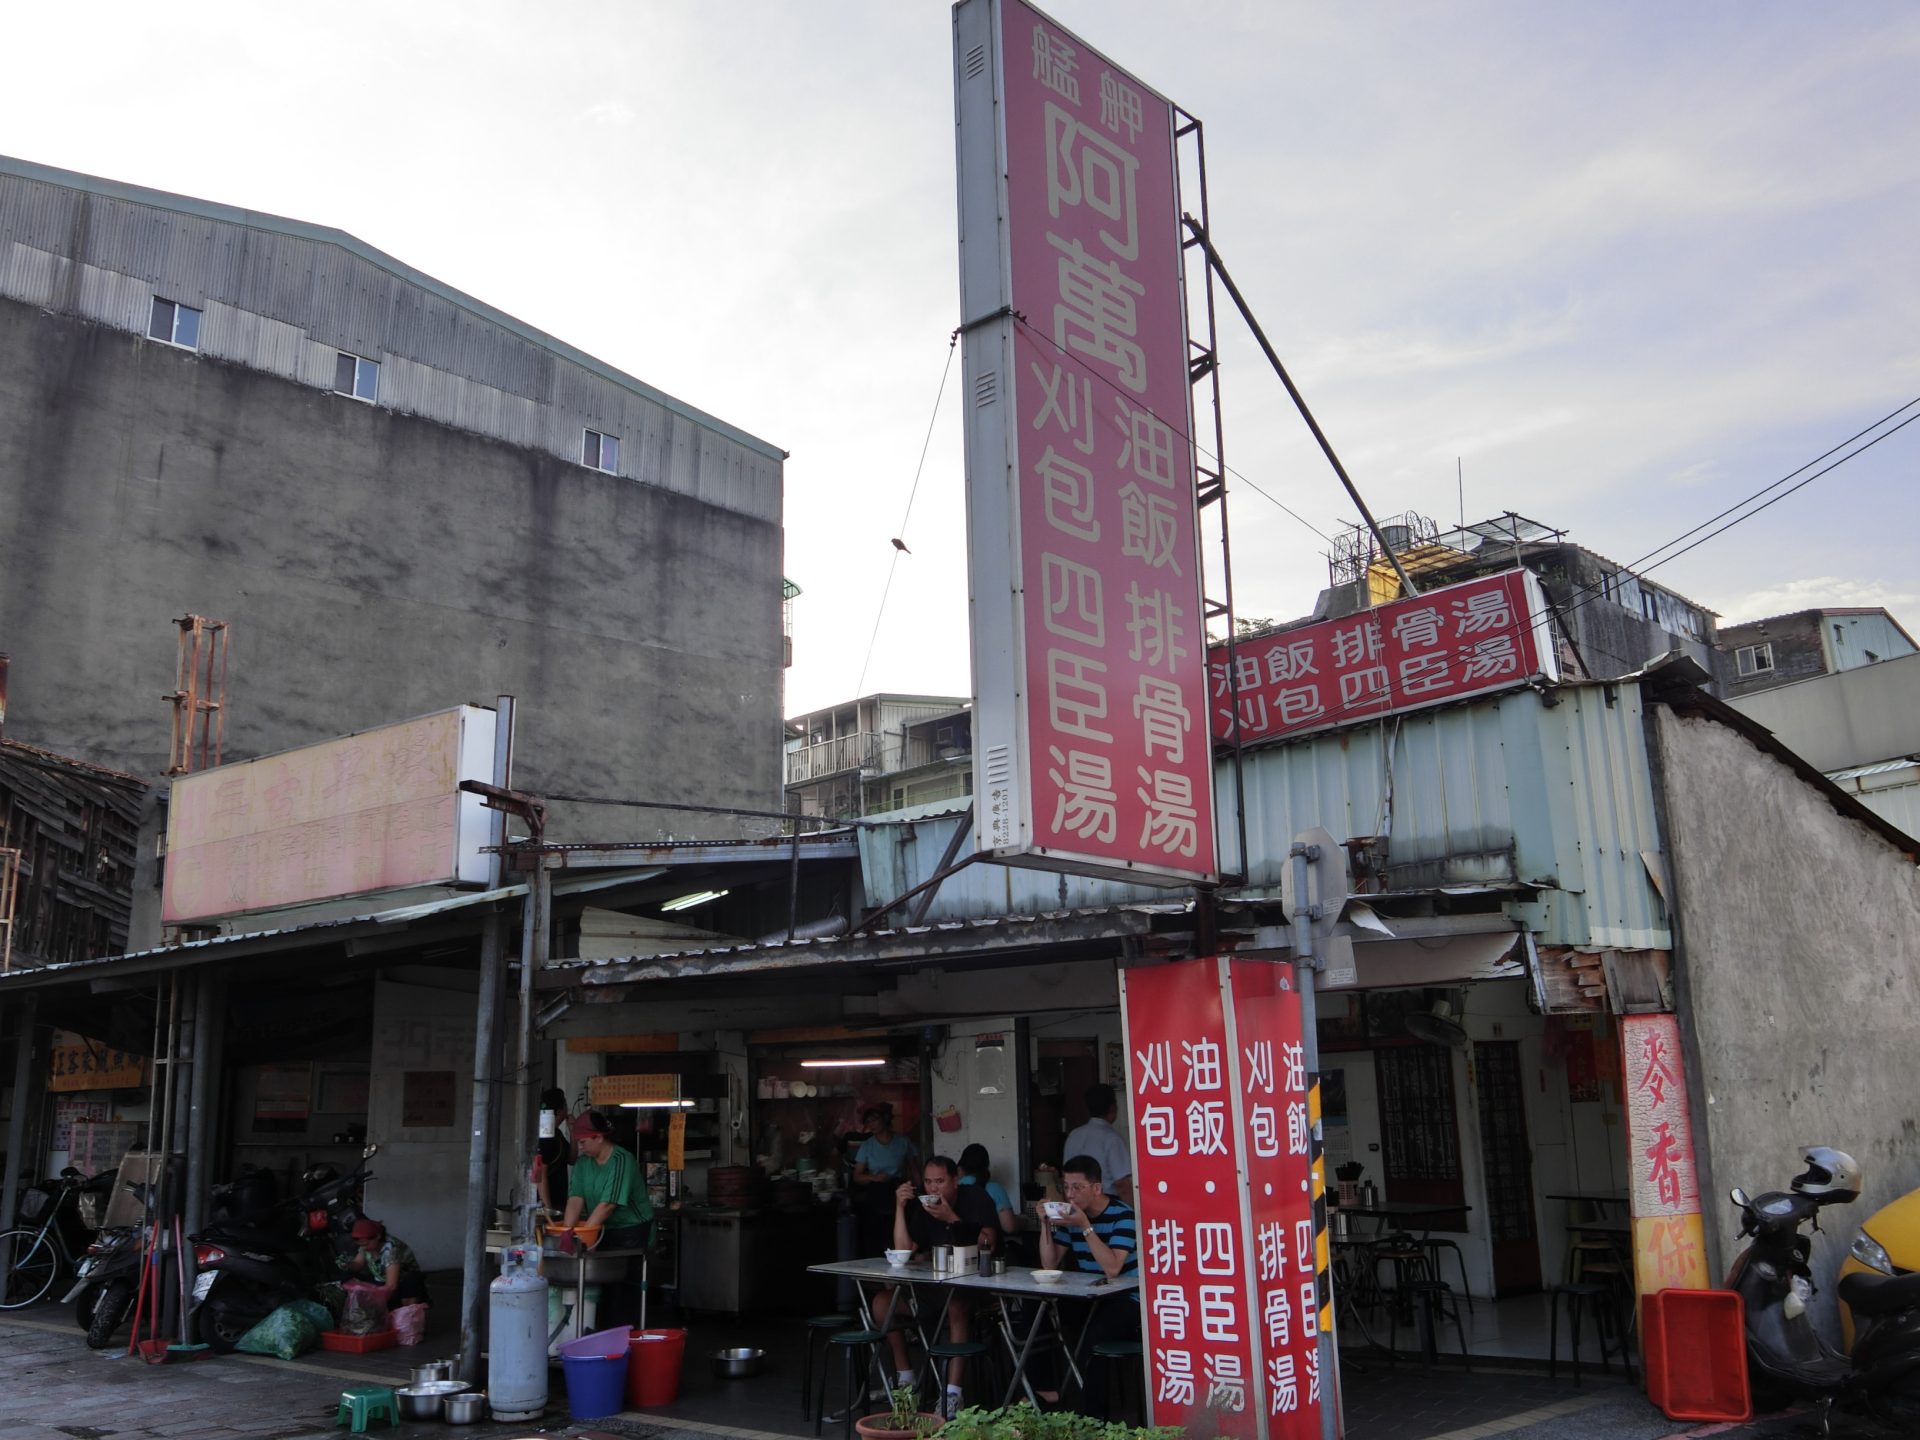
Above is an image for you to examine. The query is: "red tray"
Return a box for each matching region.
[1642,1288,1751,1422]
[319,1328,398,1354]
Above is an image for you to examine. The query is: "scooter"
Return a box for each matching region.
[188,1147,377,1352]
[1839,1179,1920,1347]
[1727,1147,1920,1430]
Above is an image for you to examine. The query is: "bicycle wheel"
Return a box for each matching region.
[0,1229,59,1308]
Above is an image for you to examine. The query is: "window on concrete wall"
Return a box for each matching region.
[583,429,620,473]
[148,297,201,349]
[333,351,379,402]
[1735,642,1774,676]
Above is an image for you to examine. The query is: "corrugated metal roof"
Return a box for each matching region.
[1828,758,1920,782]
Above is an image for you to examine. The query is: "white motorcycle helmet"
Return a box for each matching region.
[1791,1146,1862,1201]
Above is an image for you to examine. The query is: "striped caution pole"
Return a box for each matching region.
[1308,1076,1333,1339]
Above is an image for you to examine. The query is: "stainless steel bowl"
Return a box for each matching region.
[443,1391,488,1425]
[395,1380,470,1421]
[408,1360,454,1386]
[712,1346,766,1379]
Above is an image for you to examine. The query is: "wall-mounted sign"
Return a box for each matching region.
[1209,569,1559,746]
[589,1073,677,1105]
[954,0,1216,885]
[253,1063,313,1122]
[1622,1013,1710,1293]
[401,1070,457,1129]
[48,1037,147,1092]
[1121,957,1325,1437]
[162,705,497,924]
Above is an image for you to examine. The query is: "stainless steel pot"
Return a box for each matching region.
[443,1391,487,1425]
[408,1360,454,1386]
[395,1380,469,1421]
[712,1346,766,1379]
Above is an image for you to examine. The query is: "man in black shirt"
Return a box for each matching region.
[875,1156,1002,1417]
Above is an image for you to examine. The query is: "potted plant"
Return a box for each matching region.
[936,1400,1182,1440]
[856,1385,944,1440]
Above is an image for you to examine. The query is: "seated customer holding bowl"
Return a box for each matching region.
[871,1157,1003,1418]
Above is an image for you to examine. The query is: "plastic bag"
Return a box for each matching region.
[391,1302,429,1346]
[315,1281,348,1326]
[291,1299,333,1332]
[341,1280,390,1336]
[234,1304,321,1360]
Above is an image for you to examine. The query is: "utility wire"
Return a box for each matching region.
[854,339,958,698]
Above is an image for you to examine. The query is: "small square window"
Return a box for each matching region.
[148,297,202,350]
[333,351,379,402]
[584,428,620,473]
[1735,643,1774,677]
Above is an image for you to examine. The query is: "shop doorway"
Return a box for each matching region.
[1029,1037,1098,1172]
[1474,1039,1542,1295]
[1374,1044,1467,1228]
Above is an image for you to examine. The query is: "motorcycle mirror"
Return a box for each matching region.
[1729,1186,1751,1208]
[362,1143,380,1159]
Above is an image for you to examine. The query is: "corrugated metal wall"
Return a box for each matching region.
[862,684,1670,949]
[0,161,781,524]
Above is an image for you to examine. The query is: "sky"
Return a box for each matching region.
[6,2,1916,717]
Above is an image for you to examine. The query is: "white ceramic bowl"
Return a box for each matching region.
[918,1192,942,1208]
[1043,1201,1073,1220]
[885,1249,913,1266]
[1031,1269,1064,1284]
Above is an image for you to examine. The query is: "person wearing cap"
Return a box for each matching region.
[338,1218,427,1306]
[561,1110,654,1249]
[534,1086,572,1214]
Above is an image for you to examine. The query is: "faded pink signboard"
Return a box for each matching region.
[162,706,496,924]
[1621,1013,1711,1292]
[954,0,1215,883]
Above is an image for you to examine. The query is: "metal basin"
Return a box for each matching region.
[541,1251,630,1284]
[713,1346,766,1379]
[395,1380,469,1421]
[443,1391,488,1425]
[408,1360,454,1386]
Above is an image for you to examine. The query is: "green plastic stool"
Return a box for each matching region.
[335,1385,400,1432]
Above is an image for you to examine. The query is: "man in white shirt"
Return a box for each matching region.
[1060,1083,1132,1205]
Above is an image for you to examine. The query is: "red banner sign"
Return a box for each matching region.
[955,0,1215,883]
[1621,1014,1710,1292]
[1208,569,1558,745]
[1122,957,1323,1438]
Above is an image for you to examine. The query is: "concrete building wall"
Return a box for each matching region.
[1728,650,1920,775]
[1717,610,1828,697]
[1648,705,1920,1319]
[0,300,785,942]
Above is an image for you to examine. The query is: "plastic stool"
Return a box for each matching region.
[1549,1282,1631,1385]
[815,1328,886,1440]
[1389,1280,1470,1371]
[335,1386,399,1432]
[800,1313,856,1418]
[1091,1337,1146,1423]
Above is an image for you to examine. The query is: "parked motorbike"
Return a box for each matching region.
[1838,1180,1920,1348]
[1727,1146,1920,1429]
[189,1146,378,1352]
[65,1176,170,1349]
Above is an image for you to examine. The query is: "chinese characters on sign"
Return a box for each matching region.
[48,1036,147,1093]
[1121,957,1324,1438]
[162,705,495,924]
[955,0,1215,882]
[1621,1014,1710,1292]
[1208,569,1559,745]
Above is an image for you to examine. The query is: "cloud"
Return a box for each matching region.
[1712,577,1920,626]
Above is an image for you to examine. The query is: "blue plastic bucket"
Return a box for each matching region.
[561,1349,630,1420]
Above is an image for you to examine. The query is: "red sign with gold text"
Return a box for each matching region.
[1208,569,1558,745]
[1122,957,1323,1438]
[1622,1014,1711,1293]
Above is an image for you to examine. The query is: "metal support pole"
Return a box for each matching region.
[0,992,39,1235]
[1182,215,1419,600]
[184,971,216,1236]
[1290,845,1340,1440]
[513,859,552,1240]
[458,696,514,1384]
[172,974,198,1161]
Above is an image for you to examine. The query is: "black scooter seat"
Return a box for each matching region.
[1840,1269,1920,1317]
[203,1224,290,1253]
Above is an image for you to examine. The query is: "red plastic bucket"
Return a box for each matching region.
[626,1327,687,1409]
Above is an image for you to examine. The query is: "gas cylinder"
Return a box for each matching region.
[488,1245,550,1421]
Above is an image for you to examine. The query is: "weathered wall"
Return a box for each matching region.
[1728,650,1920,775]
[1718,611,1827,697]
[0,301,785,940]
[1649,706,1920,1320]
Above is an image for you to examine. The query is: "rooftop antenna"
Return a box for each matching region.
[1457,457,1464,531]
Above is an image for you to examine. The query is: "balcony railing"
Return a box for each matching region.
[785,732,882,784]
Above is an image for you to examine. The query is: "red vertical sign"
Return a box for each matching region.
[1122,957,1324,1438]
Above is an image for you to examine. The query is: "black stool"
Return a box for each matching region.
[800,1312,856,1418]
[1091,1337,1145,1423]
[1548,1283,1633,1385]
[1389,1279,1471,1370]
[814,1327,886,1439]
[1422,1238,1475,1314]
[925,1339,993,1415]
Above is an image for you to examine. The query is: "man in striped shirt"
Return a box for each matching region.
[1037,1153,1139,1417]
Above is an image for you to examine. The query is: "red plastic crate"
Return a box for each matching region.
[1641,1288,1752,1422]
[318,1328,398,1354]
